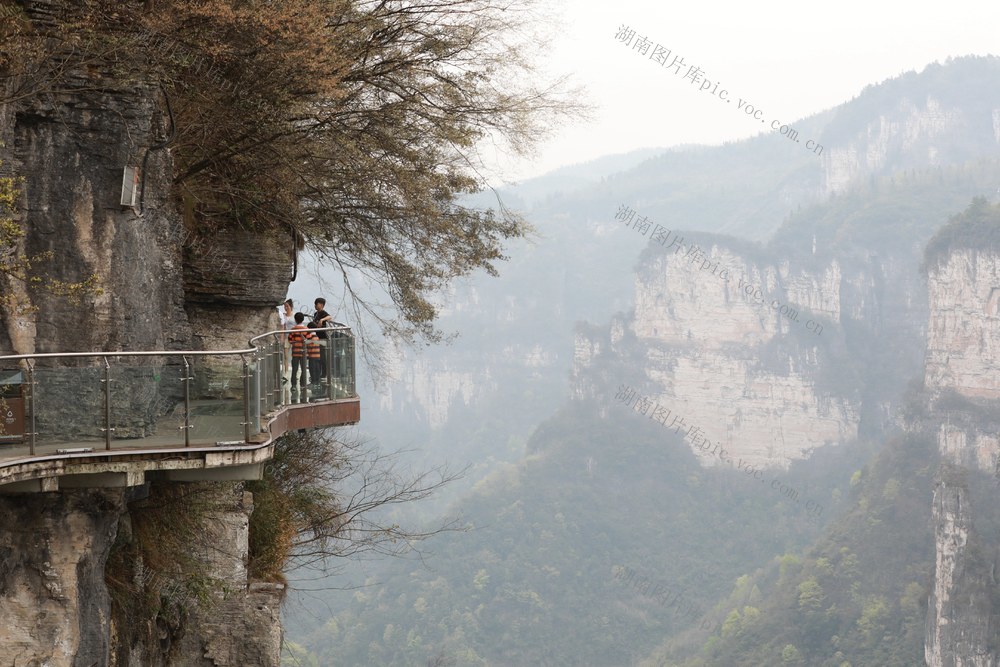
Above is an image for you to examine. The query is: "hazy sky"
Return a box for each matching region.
[488,0,1000,183]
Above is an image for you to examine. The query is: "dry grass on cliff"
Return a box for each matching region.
[106,482,234,652]
[246,428,464,582]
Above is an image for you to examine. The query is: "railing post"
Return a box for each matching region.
[259,347,268,417]
[182,356,192,447]
[101,357,112,450]
[326,329,334,397]
[272,334,282,408]
[241,355,251,443]
[25,361,35,456]
[347,333,356,396]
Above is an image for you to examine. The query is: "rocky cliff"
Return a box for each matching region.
[925,474,999,667]
[108,486,284,667]
[0,490,123,665]
[923,245,1000,667]
[926,250,1000,403]
[822,96,987,196]
[0,3,293,665]
[569,227,931,470]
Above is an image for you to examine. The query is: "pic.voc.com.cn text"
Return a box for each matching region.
[615,205,824,336]
[614,25,823,157]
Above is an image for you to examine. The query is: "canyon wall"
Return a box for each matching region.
[0,3,292,664]
[924,248,1000,667]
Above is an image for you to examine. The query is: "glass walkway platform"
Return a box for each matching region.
[0,327,360,492]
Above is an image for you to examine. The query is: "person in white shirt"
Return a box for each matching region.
[278,299,294,381]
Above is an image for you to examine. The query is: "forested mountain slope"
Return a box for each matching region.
[286,58,1000,666]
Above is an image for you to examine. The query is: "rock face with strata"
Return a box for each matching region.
[822,92,1000,196]
[109,487,283,667]
[0,490,124,666]
[925,250,1000,404]
[0,4,291,665]
[925,477,999,667]
[923,247,1000,667]
[572,239,883,469]
[0,67,188,356]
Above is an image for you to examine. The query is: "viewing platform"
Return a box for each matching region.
[0,328,359,492]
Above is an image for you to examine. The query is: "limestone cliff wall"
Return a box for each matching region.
[925,477,999,667]
[0,4,294,665]
[570,224,932,469]
[109,487,283,667]
[0,490,123,666]
[925,250,1000,404]
[922,246,1000,666]
[0,63,190,355]
[922,246,1000,492]
[823,95,1000,196]
[377,352,493,429]
[572,242,898,469]
[0,486,282,667]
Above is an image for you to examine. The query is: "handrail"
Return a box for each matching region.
[0,325,354,362]
[0,349,252,362]
[248,325,352,347]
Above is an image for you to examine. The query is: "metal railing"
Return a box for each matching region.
[0,326,356,459]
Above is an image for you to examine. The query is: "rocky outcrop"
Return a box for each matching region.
[183,226,294,309]
[571,239,878,469]
[0,13,291,357]
[923,244,1000,667]
[377,351,496,429]
[822,89,1000,197]
[631,245,840,345]
[110,486,283,667]
[0,485,283,667]
[925,476,999,667]
[0,52,189,356]
[172,489,283,667]
[925,250,1000,404]
[0,4,292,665]
[0,489,125,666]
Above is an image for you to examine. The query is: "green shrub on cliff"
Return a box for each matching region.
[923,197,1000,272]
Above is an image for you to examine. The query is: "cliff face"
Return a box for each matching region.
[821,74,1000,197]
[926,250,1000,404]
[0,56,190,355]
[0,487,281,667]
[627,247,855,467]
[109,488,283,667]
[0,490,123,665]
[923,249,1000,667]
[570,235,930,469]
[823,97,971,196]
[925,477,999,667]
[0,5,292,665]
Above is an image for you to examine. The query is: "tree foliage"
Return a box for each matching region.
[246,429,463,581]
[922,196,1000,273]
[6,0,580,342]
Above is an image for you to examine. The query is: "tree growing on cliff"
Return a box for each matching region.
[245,429,462,581]
[26,0,582,343]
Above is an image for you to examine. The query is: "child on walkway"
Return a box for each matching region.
[288,313,316,388]
[306,322,323,388]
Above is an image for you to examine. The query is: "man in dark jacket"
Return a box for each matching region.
[312,298,332,381]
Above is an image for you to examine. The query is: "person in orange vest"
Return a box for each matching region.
[306,321,323,387]
[288,313,316,388]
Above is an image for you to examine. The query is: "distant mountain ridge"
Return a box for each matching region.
[287,56,1000,666]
